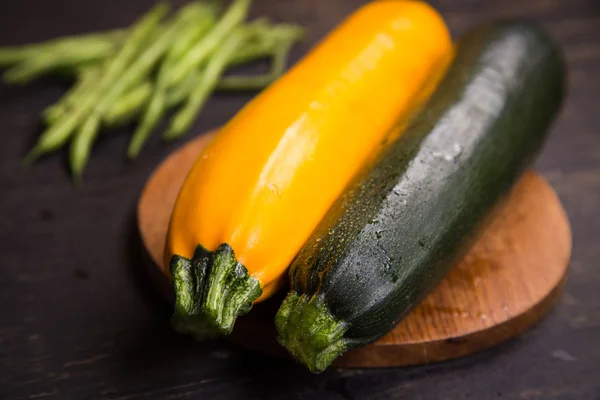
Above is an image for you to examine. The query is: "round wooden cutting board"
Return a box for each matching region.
[137,132,572,368]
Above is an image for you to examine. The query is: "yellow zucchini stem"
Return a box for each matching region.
[170,244,262,338]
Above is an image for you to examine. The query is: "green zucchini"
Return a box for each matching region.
[275,19,566,373]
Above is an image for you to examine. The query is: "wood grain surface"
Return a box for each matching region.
[1,0,599,399]
[137,132,571,368]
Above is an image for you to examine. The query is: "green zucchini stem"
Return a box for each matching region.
[275,293,348,373]
[170,243,262,340]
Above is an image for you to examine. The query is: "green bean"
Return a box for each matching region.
[42,105,65,126]
[166,70,199,106]
[127,3,216,159]
[43,67,100,125]
[165,25,301,97]
[94,3,192,115]
[104,81,153,127]
[166,0,251,88]
[69,114,101,182]
[224,22,302,65]
[0,30,126,68]
[104,68,212,129]
[97,69,192,128]
[8,0,307,180]
[70,3,201,174]
[70,3,185,176]
[164,27,250,140]
[218,23,304,88]
[159,22,301,106]
[126,90,166,158]
[3,41,115,84]
[175,68,274,93]
[227,39,274,66]
[92,2,169,104]
[76,18,301,160]
[163,2,217,67]
[162,21,303,140]
[217,73,275,91]
[218,27,303,90]
[23,2,168,165]
[163,21,292,99]
[270,24,306,41]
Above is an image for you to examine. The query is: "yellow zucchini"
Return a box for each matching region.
[166,0,453,338]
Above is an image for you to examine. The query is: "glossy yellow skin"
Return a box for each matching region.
[165,0,453,301]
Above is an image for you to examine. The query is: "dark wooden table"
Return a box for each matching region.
[1,0,599,399]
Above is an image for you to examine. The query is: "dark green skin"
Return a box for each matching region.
[275,20,566,372]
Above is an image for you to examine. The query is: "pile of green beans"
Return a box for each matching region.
[0,0,304,181]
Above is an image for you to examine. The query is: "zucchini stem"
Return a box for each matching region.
[275,293,348,373]
[170,243,262,339]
